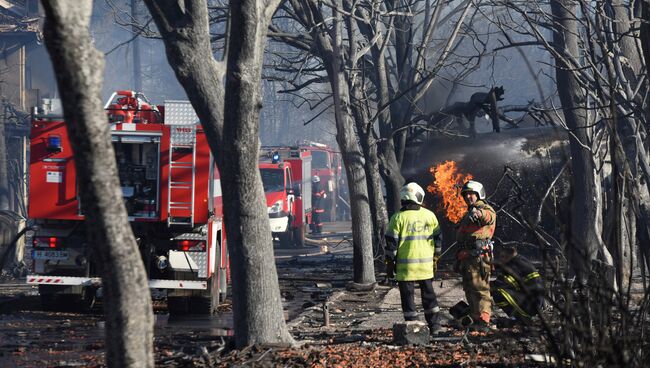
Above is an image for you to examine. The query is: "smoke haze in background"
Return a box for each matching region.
[66,1,554,147]
[82,1,334,148]
[421,3,556,134]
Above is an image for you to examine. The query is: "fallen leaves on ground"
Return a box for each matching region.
[216,339,531,368]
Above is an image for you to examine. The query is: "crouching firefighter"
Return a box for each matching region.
[455,180,496,333]
[385,182,444,335]
[492,244,543,324]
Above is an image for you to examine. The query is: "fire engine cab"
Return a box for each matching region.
[265,143,343,221]
[28,90,228,314]
[259,149,312,247]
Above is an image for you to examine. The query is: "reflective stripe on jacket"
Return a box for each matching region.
[386,207,441,281]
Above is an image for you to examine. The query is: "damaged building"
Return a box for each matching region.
[0,0,56,215]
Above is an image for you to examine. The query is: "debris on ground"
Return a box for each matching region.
[0,224,549,367]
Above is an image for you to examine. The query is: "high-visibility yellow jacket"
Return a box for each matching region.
[386,207,441,281]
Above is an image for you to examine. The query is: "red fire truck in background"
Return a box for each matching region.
[28,91,228,314]
[268,142,344,222]
[259,149,312,247]
[299,142,343,221]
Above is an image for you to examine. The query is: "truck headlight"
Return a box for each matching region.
[267,200,283,214]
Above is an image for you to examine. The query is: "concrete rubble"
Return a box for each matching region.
[392,321,430,345]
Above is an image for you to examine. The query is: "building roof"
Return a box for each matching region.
[0,0,40,36]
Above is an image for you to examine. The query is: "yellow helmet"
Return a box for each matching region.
[400,182,425,205]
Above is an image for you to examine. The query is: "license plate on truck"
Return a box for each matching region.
[32,250,69,260]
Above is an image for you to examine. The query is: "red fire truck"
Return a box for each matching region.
[27,91,228,314]
[259,149,312,247]
[299,142,343,221]
[266,143,343,221]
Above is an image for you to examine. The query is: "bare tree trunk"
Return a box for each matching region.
[352,3,404,217]
[612,0,650,229]
[222,0,294,346]
[144,0,293,347]
[602,1,650,286]
[551,0,604,281]
[327,0,375,285]
[642,1,650,79]
[332,83,376,285]
[41,2,153,367]
[607,107,634,292]
[286,0,376,285]
[602,1,646,289]
[380,150,405,216]
[349,83,387,258]
[357,124,387,255]
[370,30,404,217]
[131,0,142,92]
[344,1,388,257]
[0,106,9,210]
[609,1,643,79]
[390,3,413,167]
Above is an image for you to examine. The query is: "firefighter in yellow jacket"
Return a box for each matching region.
[455,180,496,332]
[385,182,443,335]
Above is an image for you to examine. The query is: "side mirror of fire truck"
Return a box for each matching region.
[292,183,301,197]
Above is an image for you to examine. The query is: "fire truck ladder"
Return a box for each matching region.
[168,125,196,227]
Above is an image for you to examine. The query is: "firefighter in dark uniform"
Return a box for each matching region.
[311,175,326,234]
[385,182,444,335]
[455,180,496,332]
[492,244,543,324]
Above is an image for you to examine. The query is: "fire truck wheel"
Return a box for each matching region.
[190,274,219,315]
[167,297,190,315]
[40,293,60,311]
[293,225,305,248]
[189,297,212,315]
[78,286,97,312]
[278,231,293,248]
[39,286,95,312]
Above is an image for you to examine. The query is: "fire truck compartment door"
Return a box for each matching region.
[168,250,208,277]
[302,156,312,212]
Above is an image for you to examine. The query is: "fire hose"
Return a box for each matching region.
[438,241,458,259]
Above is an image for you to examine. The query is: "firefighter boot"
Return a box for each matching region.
[427,312,443,336]
[470,312,491,333]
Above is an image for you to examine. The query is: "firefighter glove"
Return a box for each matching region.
[468,207,481,223]
[434,233,443,255]
[385,250,397,262]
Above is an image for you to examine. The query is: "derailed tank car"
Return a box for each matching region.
[403,127,571,258]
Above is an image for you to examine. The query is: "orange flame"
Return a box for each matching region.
[427,161,473,223]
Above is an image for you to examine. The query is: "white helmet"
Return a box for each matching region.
[461,180,486,199]
[400,182,425,205]
[312,175,320,183]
